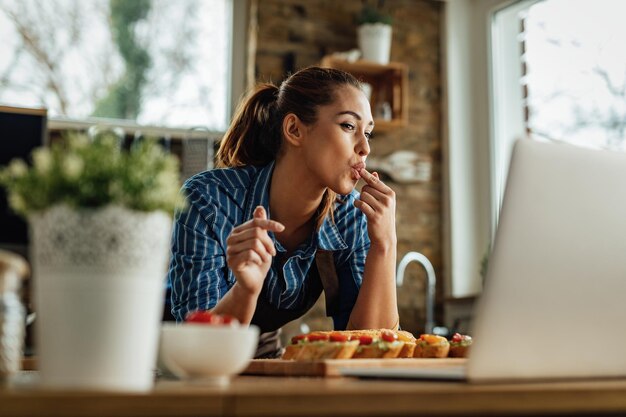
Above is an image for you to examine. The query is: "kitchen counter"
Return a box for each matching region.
[2,373,626,416]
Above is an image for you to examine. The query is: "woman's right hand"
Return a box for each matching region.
[226,206,284,296]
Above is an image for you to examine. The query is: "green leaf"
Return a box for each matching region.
[0,132,182,217]
[357,5,392,26]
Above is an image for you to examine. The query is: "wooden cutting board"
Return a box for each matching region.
[242,358,467,377]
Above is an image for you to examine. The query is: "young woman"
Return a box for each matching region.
[167,66,398,357]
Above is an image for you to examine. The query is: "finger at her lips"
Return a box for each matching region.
[359,168,392,193]
[358,168,378,184]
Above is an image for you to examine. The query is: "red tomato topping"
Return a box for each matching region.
[356,335,373,345]
[451,333,471,343]
[185,310,221,324]
[329,333,348,343]
[291,334,308,344]
[307,334,329,342]
[184,310,239,325]
[381,330,398,343]
[221,314,235,325]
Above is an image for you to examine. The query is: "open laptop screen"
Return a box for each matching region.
[343,139,626,383]
[468,139,626,381]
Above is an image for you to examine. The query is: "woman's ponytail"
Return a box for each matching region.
[216,84,280,168]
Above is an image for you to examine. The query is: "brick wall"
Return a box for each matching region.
[250,0,443,335]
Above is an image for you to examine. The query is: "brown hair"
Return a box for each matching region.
[216,66,362,228]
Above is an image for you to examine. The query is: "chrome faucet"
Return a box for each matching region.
[396,251,436,334]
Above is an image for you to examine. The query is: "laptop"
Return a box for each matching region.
[342,139,626,382]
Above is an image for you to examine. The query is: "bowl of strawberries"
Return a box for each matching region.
[159,311,259,385]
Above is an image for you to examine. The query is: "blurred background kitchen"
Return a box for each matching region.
[1,0,625,342]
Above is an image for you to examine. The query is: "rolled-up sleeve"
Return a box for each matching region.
[167,184,229,322]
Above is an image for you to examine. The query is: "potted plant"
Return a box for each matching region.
[0,132,182,391]
[357,4,393,64]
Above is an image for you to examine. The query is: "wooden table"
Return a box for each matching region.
[2,373,626,416]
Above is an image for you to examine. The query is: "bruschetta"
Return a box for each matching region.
[413,334,450,358]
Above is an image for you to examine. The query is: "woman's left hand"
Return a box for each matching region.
[354,168,397,248]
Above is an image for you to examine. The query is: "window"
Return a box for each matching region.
[0,0,233,131]
[444,0,626,298]
[490,0,626,230]
[524,0,626,151]
[489,0,534,229]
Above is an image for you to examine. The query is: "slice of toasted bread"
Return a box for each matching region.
[282,343,302,360]
[398,342,416,358]
[394,330,417,357]
[294,342,323,360]
[282,330,361,361]
[448,344,469,358]
[282,329,417,360]
[413,334,450,358]
[448,333,472,358]
[352,341,404,359]
[315,340,360,359]
[396,330,417,342]
[284,341,360,361]
[414,342,450,358]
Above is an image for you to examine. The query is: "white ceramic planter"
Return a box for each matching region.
[358,23,392,64]
[29,205,172,392]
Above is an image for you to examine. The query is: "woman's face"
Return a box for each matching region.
[300,85,373,195]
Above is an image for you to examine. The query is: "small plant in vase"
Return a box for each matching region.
[357,3,393,64]
[0,132,183,391]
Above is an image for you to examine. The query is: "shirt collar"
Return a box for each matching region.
[244,161,348,253]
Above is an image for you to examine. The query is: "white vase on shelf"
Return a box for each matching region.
[30,204,171,392]
[358,23,392,64]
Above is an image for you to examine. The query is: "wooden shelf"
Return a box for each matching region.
[320,56,408,132]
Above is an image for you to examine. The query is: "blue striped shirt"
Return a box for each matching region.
[166,162,370,329]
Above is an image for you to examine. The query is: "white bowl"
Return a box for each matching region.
[159,323,259,385]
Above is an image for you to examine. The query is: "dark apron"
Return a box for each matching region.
[251,250,339,358]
